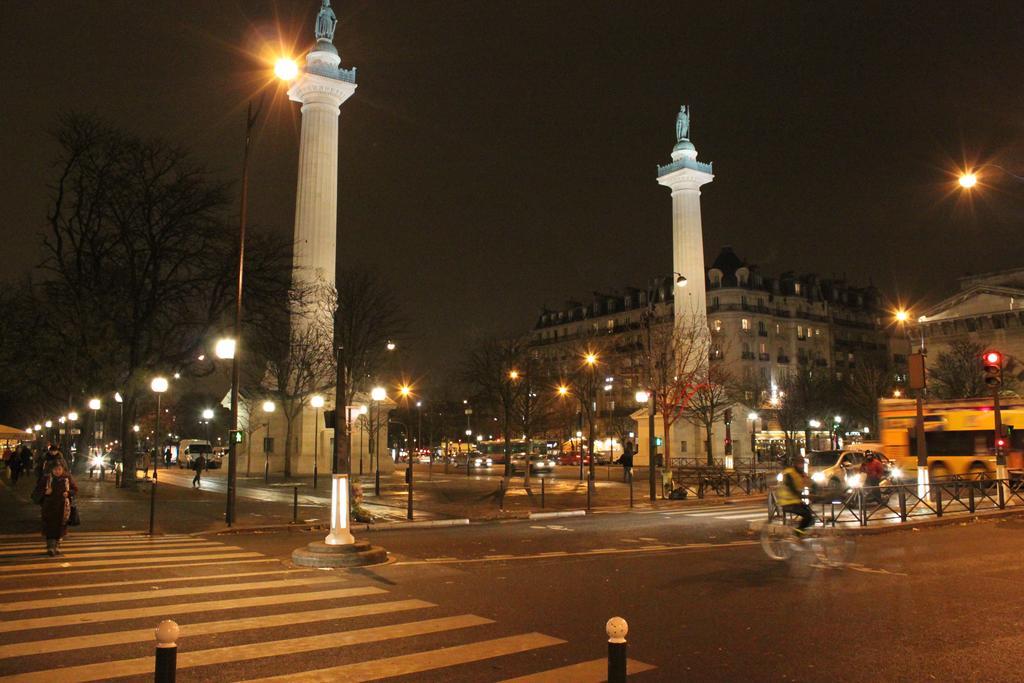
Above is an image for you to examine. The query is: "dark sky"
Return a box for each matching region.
[2,1,1023,385]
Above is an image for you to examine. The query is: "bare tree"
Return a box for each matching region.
[249,286,335,478]
[331,267,405,473]
[843,360,895,434]
[639,312,714,468]
[928,339,1014,399]
[463,336,528,491]
[21,113,292,483]
[682,361,735,466]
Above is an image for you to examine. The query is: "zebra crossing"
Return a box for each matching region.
[659,503,767,523]
[0,532,654,681]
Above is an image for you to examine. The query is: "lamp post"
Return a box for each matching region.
[636,390,656,501]
[371,386,387,496]
[310,395,325,489]
[583,353,598,500]
[88,398,101,459]
[114,392,124,461]
[67,411,78,467]
[262,400,276,484]
[201,408,214,443]
[149,377,169,536]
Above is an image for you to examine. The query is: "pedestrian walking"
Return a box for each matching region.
[192,453,206,488]
[8,446,23,484]
[32,459,78,556]
[618,439,635,482]
[18,446,32,484]
[163,447,172,467]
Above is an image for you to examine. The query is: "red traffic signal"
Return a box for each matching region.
[982,350,1004,389]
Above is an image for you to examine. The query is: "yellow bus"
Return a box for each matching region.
[878,397,1024,479]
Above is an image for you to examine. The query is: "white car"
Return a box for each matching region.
[806,450,868,491]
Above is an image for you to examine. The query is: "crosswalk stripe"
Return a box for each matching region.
[0,541,222,557]
[0,586,384,633]
[0,576,340,612]
[0,568,309,596]
[0,551,263,573]
[0,537,208,551]
[0,531,143,539]
[0,544,242,562]
[498,657,657,682]
[714,511,767,520]
[0,599,435,660]
[244,632,566,683]
[0,557,280,580]
[0,614,492,682]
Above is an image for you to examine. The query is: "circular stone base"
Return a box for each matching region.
[291,539,388,568]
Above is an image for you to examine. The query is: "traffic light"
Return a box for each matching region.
[229,430,243,444]
[982,350,1003,389]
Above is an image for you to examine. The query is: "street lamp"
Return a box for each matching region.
[274,57,299,81]
[149,376,169,535]
[215,338,236,360]
[88,398,102,459]
[262,400,276,484]
[370,387,386,496]
[310,394,325,488]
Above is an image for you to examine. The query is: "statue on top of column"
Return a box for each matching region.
[675,105,690,142]
[315,0,337,43]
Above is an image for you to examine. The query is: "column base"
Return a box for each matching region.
[291,540,388,568]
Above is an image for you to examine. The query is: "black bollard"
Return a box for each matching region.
[154,619,179,683]
[292,485,299,524]
[606,616,628,683]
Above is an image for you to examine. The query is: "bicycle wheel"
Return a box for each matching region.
[760,524,796,561]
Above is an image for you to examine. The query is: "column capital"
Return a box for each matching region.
[288,71,357,109]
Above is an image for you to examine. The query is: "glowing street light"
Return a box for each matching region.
[958,172,978,189]
[201,408,215,420]
[584,352,598,366]
[895,310,909,323]
[747,412,759,421]
[310,395,325,409]
[261,400,276,484]
[558,385,570,397]
[635,390,650,404]
[371,387,387,402]
[215,337,236,360]
[509,370,520,380]
[262,400,276,414]
[44,420,53,429]
[274,57,299,81]
[399,385,412,398]
[386,341,396,352]
[88,398,101,411]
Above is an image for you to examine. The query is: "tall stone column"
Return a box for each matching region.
[287,24,357,302]
[657,106,714,323]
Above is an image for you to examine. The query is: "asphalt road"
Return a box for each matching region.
[3,472,1023,681]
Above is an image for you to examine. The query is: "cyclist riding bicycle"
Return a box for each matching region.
[776,456,813,536]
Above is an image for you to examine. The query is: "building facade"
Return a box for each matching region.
[914,267,1024,382]
[530,247,906,466]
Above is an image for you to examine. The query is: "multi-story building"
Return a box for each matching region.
[530,246,907,465]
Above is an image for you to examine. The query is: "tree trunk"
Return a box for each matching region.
[283,410,297,479]
[661,414,673,469]
[705,425,714,467]
[120,395,138,489]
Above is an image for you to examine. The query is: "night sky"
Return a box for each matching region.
[2,1,1023,385]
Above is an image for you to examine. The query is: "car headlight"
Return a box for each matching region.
[486,459,493,466]
[776,473,784,482]
[891,467,902,480]
[548,461,555,467]
[474,458,482,466]
[846,473,863,487]
[811,471,826,483]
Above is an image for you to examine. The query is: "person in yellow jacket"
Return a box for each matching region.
[776,456,813,535]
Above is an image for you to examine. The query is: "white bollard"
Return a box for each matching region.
[154,619,179,682]
[606,616,628,683]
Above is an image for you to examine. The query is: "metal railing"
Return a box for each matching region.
[670,465,774,499]
[768,477,1024,527]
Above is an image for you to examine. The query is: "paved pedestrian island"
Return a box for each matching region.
[0,531,654,681]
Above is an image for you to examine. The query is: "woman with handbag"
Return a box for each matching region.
[32,458,78,556]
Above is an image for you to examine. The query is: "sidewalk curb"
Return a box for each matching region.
[358,518,470,532]
[528,510,587,520]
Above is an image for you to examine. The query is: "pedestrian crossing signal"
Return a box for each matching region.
[655,437,663,446]
[230,430,243,444]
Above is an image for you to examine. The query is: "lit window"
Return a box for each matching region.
[741,319,750,331]
[794,283,802,295]
[713,319,722,332]
[797,325,804,338]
